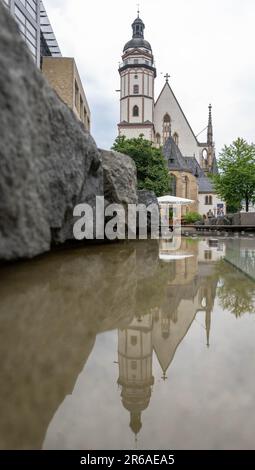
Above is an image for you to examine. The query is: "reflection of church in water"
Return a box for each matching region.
[117,240,223,437]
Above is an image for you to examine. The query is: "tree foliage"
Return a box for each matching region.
[212,138,255,212]
[112,135,171,196]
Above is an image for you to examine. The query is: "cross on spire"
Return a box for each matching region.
[164,73,170,82]
[137,3,140,17]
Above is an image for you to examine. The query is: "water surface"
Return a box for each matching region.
[0,238,255,450]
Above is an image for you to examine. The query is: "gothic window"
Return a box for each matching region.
[203,148,208,166]
[184,176,189,199]
[170,174,177,196]
[133,105,139,117]
[156,133,161,145]
[173,132,179,146]
[163,113,171,143]
[133,85,139,94]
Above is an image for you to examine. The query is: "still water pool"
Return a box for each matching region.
[0,238,255,450]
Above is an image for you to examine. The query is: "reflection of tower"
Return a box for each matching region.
[205,309,211,348]
[117,315,154,438]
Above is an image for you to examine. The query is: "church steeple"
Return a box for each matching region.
[132,14,145,39]
[207,104,213,146]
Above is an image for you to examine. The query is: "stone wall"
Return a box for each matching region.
[232,212,255,226]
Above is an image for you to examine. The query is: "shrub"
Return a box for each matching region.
[183,211,203,224]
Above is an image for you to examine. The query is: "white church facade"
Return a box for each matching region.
[118,13,225,216]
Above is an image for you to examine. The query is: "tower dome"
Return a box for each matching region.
[123,15,152,52]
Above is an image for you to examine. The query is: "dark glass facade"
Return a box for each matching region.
[1,0,61,67]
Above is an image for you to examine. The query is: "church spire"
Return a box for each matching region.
[132,13,145,39]
[207,104,213,146]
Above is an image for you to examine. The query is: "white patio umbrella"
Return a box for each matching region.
[157,195,194,205]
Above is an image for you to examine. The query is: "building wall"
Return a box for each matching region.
[154,83,200,162]
[2,0,40,67]
[118,125,153,141]
[198,193,226,217]
[42,57,91,132]
[170,170,199,214]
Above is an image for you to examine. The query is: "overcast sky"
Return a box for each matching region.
[44,0,255,155]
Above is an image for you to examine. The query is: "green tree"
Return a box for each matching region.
[212,138,255,212]
[112,135,171,196]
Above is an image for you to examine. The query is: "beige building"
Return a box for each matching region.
[42,57,91,132]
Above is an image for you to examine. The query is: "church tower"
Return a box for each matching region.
[117,314,154,438]
[118,11,156,141]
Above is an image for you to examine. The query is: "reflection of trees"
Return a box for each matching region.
[215,261,255,317]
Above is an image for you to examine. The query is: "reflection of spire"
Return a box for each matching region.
[205,310,211,347]
[162,371,167,381]
[130,412,142,435]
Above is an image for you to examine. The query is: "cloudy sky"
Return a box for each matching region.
[44,0,255,155]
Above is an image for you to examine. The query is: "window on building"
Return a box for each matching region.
[80,97,84,120]
[184,175,189,199]
[133,105,139,117]
[163,113,171,143]
[145,60,149,65]
[75,80,79,110]
[134,59,139,64]
[205,195,213,205]
[134,74,138,79]
[14,6,37,61]
[156,133,161,145]
[133,85,139,94]
[131,361,137,370]
[131,336,137,346]
[202,148,208,167]
[204,250,212,260]
[173,132,179,146]
[170,174,177,196]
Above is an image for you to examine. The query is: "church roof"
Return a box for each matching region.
[198,176,215,193]
[163,137,192,172]
[123,38,152,52]
[183,157,205,178]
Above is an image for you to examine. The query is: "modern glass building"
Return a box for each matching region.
[1,0,61,67]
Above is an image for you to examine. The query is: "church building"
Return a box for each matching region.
[118,12,225,216]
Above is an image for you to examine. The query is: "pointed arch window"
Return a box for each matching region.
[133,105,139,117]
[170,173,177,196]
[184,175,189,199]
[173,132,179,146]
[163,113,171,143]
[156,133,161,145]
